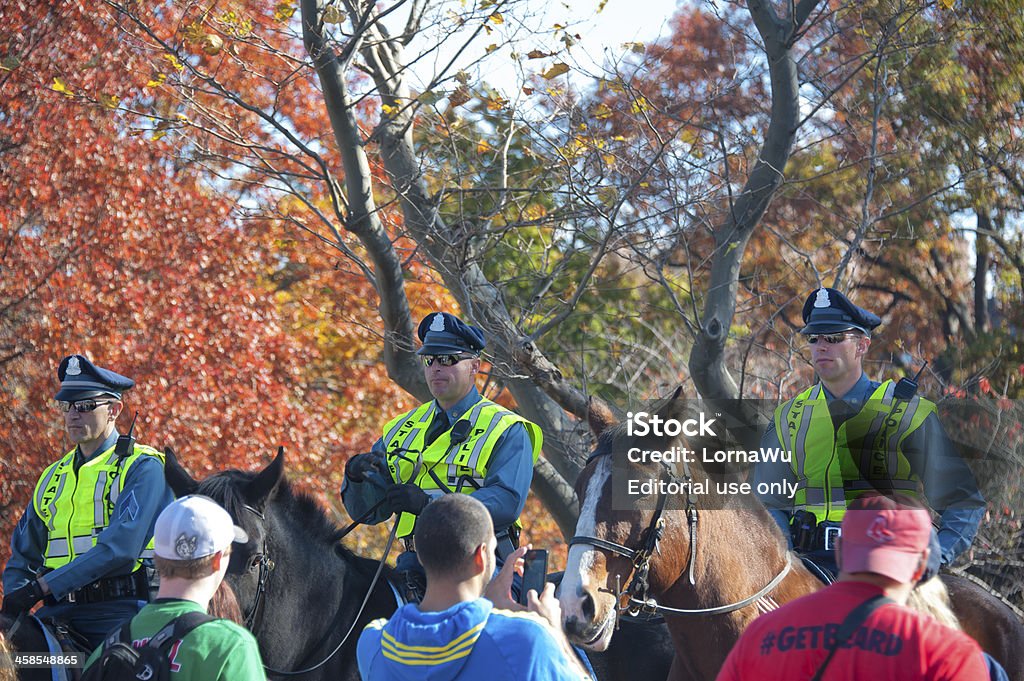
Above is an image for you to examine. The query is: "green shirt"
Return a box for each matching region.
[85,598,265,680]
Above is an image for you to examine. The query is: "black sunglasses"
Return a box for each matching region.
[421,354,476,367]
[806,333,862,345]
[57,399,116,413]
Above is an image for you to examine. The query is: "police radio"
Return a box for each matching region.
[114,411,138,462]
[893,362,928,401]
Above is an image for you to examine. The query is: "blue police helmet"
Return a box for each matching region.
[800,288,881,336]
[416,313,486,356]
[54,355,135,401]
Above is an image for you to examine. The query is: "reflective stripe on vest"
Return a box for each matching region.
[32,444,166,571]
[382,398,542,538]
[774,380,932,522]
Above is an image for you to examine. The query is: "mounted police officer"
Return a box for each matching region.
[1,355,174,649]
[755,288,985,580]
[341,312,542,601]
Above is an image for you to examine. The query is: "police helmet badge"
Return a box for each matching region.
[66,356,82,375]
[429,314,446,333]
[813,288,830,308]
[175,532,199,559]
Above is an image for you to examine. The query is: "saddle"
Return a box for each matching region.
[7,614,90,681]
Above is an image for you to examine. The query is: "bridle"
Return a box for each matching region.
[568,450,791,618]
[235,502,396,677]
[239,504,275,630]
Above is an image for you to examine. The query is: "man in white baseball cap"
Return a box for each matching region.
[153,495,249,561]
[84,495,265,680]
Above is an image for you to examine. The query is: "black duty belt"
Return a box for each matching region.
[404,528,519,559]
[61,570,149,605]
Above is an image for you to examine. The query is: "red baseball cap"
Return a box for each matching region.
[840,494,931,582]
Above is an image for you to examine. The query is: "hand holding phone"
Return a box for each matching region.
[518,549,548,606]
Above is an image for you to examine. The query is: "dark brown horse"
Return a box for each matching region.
[558,395,1024,681]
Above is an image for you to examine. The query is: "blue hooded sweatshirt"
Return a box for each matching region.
[357,598,587,681]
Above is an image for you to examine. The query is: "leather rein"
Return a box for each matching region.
[238,503,396,677]
[568,452,791,617]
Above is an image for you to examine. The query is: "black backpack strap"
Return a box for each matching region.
[146,612,217,653]
[810,594,894,681]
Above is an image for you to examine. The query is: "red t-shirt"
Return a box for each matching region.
[716,581,987,681]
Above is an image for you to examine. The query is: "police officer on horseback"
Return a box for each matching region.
[341,313,542,601]
[1,355,174,649]
[755,288,985,580]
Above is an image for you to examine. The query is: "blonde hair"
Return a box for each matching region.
[907,576,962,630]
[0,632,16,681]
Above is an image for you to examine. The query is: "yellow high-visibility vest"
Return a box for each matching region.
[774,380,932,522]
[32,444,165,571]
[382,399,542,537]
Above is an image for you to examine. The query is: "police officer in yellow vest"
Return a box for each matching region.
[1,355,174,649]
[341,313,542,601]
[755,288,985,579]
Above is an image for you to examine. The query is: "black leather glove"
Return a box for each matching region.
[346,453,386,483]
[386,484,431,515]
[2,579,44,615]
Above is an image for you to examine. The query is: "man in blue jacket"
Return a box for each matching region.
[755,288,985,579]
[2,355,174,648]
[357,494,589,680]
[342,312,542,601]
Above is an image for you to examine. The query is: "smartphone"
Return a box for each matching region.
[518,549,548,605]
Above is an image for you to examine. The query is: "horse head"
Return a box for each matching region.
[559,389,750,651]
[164,447,284,630]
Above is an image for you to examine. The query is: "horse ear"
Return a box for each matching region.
[587,396,618,436]
[164,447,199,496]
[244,446,285,509]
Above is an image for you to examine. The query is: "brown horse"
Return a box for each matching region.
[558,395,1024,681]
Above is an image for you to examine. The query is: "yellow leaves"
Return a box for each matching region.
[488,11,504,24]
[1,55,20,71]
[542,62,570,80]
[51,77,73,96]
[592,102,612,120]
[322,5,347,24]
[622,41,645,54]
[523,203,548,221]
[163,53,184,72]
[476,139,492,155]
[381,103,397,115]
[597,0,609,11]
[938,0,955,8]
[219,10,253,38]
[527,50,552,60]
[448,84,472,108]
[485,43,499,54]
[274,1,296,21]
[629,94,650,114]
[455,71,470,85]
[183,21,206,44]
[484,94,507,111]
[100,93,120,109]
[146,73,167,88]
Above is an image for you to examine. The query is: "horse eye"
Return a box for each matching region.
[248,555,263,572]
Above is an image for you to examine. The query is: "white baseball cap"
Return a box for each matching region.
[154,495,249,560]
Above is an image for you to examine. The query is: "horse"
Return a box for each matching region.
[165,447,677,681]
[0,614,59,681]
[558,394,1024,681]
[164,447,398,680]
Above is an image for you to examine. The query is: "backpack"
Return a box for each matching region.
[81,611,216,681]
